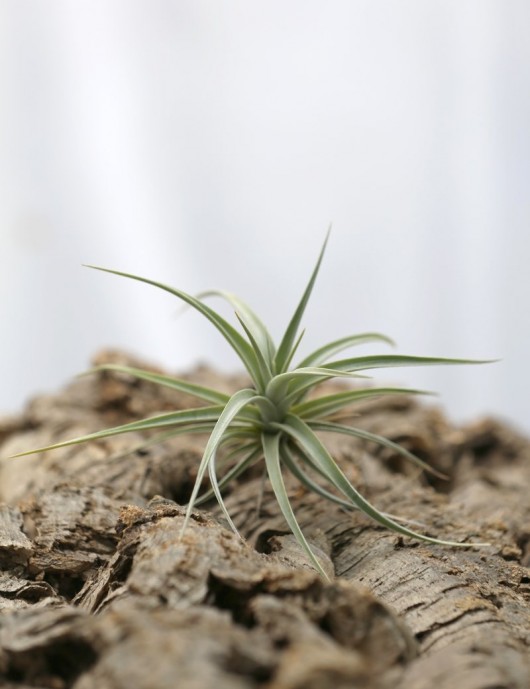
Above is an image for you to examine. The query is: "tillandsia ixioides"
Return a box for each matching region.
[13,231,491,579]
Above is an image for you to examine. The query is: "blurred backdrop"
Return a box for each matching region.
[1,1,529,431]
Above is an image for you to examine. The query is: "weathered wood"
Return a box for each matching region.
[0,506,33,566]
[225,414,530,689]
[0,350,528,688]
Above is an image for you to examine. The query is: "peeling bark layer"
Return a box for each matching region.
[0,350,529,688]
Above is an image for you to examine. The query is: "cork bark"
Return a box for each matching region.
[0,350,529,689]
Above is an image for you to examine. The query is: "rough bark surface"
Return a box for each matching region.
[0,350,529,689]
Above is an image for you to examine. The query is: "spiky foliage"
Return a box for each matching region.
[13,233,490,578]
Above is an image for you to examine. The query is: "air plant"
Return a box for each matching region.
[13,232,490,579]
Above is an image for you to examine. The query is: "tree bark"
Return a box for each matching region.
[0,350,529,689]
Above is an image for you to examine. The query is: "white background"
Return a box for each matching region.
[1,2,529,432]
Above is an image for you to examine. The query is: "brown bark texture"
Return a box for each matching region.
[0,350,529,689]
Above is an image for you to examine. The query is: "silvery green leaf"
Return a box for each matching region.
[273,415,488,547]
[292,386,430,420]
[11,406,229,458]
[274,229,330,373]
[308,420,447,478]
[82,364,230,405]
[263,431,331,580]
[297,332,395,368]
[195,445,261,506]
[198,289,276,366]
[84,266,265,388]
[180,389,266,535]
[323,354,495,373]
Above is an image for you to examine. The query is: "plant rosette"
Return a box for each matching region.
[12,231,492,579]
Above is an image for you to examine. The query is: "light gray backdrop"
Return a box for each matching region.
[1,1,529,431]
